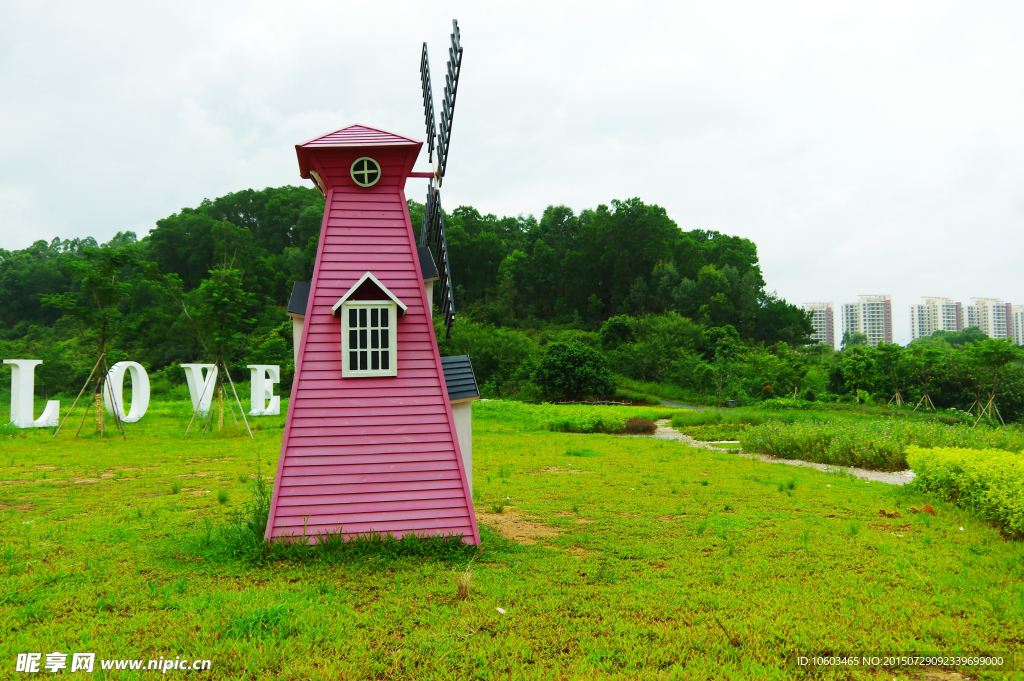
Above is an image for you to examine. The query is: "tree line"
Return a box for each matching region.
[0,185,815,402]
[10,184,1019,423]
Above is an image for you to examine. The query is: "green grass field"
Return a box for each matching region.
[1,401,1022,679]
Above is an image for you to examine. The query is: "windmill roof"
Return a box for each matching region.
[287,281,311,316]
[298,124,422,149]
[418,246,439,282]
[295,125,423,180]
[440,355,480,401]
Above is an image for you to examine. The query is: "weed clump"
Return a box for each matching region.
[623,418,657,435]
[456,566,473,601]
[565,448,599,457]
[226,604,289,640]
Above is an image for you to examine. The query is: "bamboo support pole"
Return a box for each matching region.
[53,353,105,437]
[222,361,254,440]
[100,356,126,440]
[75,380,98,438]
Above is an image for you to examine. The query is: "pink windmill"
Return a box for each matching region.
[265,21,480,545]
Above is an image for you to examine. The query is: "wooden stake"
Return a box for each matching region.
[224,383,241,431]
[74,382,97,438]
[53,352,105,437]
[94,381,104,435]
[100,356,126,440]
[222,361,254,440]
[217,384,224,431]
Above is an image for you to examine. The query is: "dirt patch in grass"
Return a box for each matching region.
[566,546,593,558]
[527,467,584,475]
[475,508,561,545]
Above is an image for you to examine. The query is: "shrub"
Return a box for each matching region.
[473,400,681,434]
[742,420,1024,471]
[623,418,657,435]
[676,424,747,441]
[907,446,1024,536]
[759,397,813,411]
[533,342,616,401]
[670,409,769,429]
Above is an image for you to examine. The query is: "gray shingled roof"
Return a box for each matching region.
[287,281,311,317]
[418,246,439,282]
[441,355,480,401]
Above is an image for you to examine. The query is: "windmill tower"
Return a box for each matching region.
[264,21,480,544]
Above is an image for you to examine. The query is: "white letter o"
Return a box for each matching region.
[103,361,151,423]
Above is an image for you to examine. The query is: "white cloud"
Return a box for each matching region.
[1,0,1022,344]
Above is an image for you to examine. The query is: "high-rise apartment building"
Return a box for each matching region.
[965,298,1011,339]
[842,295,893,346]
[803,303,835,347]
[1011,306,1024,346]
[909,297,963,340]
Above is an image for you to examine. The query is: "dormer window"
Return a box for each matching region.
[342,302,396,376]
[332,272,407,378]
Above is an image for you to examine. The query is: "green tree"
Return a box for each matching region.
[533,342,616,400]
[841,331,869,350]
[964,339,1024,425]
[873,344,909,406]
[41,243,147,434]
[841,348,875,404]
[905,344,945,410]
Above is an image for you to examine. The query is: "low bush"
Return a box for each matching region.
[613,387,663,406]
[907,446,1024,536]
[623,418,657,435]
[474,400,679,434]
[759,397,814,411]
[741,420,1024,471]
[677,424,747,442]
[670,409,769,429]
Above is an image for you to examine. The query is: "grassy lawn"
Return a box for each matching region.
[1,401,1022,679]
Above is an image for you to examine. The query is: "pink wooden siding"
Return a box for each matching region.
[265,125,480,544]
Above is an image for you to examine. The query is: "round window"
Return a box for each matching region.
[350,157,382,187]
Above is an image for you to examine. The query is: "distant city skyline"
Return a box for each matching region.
[810,294,1020,348]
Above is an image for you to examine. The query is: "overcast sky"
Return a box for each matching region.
[2,1,1022,345]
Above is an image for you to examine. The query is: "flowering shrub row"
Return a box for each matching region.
[907,446,1024,536]
[740,420,1024,471]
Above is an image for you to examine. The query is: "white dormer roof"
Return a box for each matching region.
[331,272,408,317]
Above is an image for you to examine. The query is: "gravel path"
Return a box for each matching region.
[651,419,917,486]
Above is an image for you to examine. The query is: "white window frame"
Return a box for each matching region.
[341,300,398,378]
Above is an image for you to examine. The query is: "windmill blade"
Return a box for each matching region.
[419,42,437,163]
[421,186,456,337]
[436,19,463,181]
